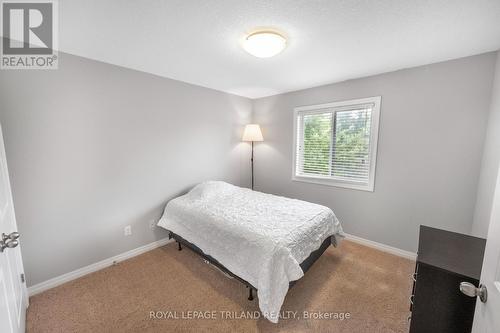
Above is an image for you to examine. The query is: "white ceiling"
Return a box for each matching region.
[60,0,500,99]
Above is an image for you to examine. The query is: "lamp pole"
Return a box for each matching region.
[251,141,254,190]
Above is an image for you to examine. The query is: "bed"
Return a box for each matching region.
[157,181,343,323]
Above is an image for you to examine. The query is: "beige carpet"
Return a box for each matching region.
[27,240,414,333]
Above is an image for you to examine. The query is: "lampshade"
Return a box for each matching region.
[242,124,264,142]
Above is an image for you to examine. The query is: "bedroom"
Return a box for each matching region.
[0,0,500,332]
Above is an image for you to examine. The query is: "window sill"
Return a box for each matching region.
[292,175,374,192]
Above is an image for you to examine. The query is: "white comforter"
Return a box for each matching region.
[157,181,343,323]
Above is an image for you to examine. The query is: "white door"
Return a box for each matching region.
[472,162,500,332]
[0,124,28,333]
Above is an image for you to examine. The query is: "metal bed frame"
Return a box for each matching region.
[168,231,333,301]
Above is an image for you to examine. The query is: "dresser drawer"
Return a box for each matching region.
[409,263,478,333]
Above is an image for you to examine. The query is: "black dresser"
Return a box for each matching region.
[409,225,486,333]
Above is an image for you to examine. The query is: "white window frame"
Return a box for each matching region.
[292,96,381,192]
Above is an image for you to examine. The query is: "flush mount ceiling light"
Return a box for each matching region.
[243,31,286,58]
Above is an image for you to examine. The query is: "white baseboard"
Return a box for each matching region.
[28,238,172,296]
[344,233,417,260]
[28,233,415,296]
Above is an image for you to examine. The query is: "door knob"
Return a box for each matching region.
[0,239,19,253]
[460,282,487,303]
[1,232,20,242]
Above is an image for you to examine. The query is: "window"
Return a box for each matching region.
[293,96,381,191]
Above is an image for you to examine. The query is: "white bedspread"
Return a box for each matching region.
[157,181,343,323]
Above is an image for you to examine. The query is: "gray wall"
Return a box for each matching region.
[253,53,497,252]
[0,52,252,286]
[472,52,500,237]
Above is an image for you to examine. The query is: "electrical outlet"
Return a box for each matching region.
[124,225,132,236]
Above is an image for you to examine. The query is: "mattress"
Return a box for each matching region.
[157,181,343,323]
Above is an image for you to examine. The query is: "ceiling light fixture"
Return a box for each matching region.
[243,31,286,58]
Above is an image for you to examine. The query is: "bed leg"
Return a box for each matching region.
[248,287,254,301]
[177,242,182,251]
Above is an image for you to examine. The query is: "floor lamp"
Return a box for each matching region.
[242,124,264,190]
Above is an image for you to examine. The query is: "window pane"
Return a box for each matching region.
[294,97,380,191]
[332,108,372,181]
[301,113,332,176]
